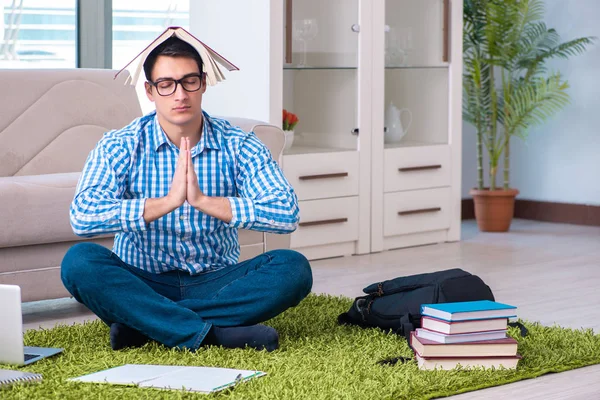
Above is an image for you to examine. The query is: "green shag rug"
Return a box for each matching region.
[2,294,600,400]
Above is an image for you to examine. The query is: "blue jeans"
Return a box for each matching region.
[61,242,312,351]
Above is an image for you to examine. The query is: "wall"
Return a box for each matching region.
[462,0,600,205]
[189,0,281,124]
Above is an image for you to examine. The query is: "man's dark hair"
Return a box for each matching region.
[143,37,204,82]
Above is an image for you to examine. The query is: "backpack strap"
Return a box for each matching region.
[379,315,417,366]
[377,356,413,366]
[508,321,528,337]
[397,313,415,342]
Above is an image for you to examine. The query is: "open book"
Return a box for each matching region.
[115,26,239,87]
[69,364,265,393]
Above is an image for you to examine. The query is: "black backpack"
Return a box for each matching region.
[337,268,496,341]
[337,268,527,365]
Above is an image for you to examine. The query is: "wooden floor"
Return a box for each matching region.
[22,219,600,399]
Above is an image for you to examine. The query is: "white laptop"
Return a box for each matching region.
[0,284,63,365]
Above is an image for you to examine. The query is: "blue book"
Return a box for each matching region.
[420,300,517,322]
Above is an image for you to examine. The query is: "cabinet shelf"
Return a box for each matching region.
[284,144,356,156]
[385,65,449,70]
[283,65,449,71]
[384,140,447,149]
[284,66,357,70]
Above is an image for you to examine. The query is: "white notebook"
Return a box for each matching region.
[69,364,266,393]
[0,369,43,387]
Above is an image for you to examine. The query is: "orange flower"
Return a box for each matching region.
[282,109,299,131]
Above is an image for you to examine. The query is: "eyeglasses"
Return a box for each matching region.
[149,73,204,96]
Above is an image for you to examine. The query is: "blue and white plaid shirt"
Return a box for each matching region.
[70,110,299,274]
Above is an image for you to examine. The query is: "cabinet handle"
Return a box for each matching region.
[398,165,442,172]
[299,172,348,180]
[351,127,359,135]
[443,0,450,62]
[398,207,441,216]
[351,24,360,33]
[285,0,293,64]
[299,217,348,227]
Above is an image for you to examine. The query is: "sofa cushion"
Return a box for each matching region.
[0,172,266,251]
[0,173,84,248]
[0,68,142,177]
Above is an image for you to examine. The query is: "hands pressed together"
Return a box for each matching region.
[167,137,205,210]
[143,136,232,224]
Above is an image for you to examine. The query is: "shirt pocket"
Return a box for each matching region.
[197,151,237,198]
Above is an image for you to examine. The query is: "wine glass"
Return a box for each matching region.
[292,18,318,67]
[385,26,410,67]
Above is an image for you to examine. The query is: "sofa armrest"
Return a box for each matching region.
[218,116,285,166]
[0,172,92,248]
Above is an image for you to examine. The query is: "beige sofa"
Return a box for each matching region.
[0,68,289,302]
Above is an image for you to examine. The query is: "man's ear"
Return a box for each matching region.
[145,82,155,102]
[201,74,207,93]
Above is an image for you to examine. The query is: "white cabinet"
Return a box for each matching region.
[278,0,372,259]
[190,0,462,260]
[371,0,462,252]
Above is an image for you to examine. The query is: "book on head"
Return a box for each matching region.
[420,300,517,322]
[115,26,239,87]
[0,369,42,387]
[68,364,266,393]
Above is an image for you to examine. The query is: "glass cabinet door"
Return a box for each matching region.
[383,0,450,147]
[282,0,360,155]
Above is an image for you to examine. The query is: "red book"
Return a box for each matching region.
[410,331,518,358]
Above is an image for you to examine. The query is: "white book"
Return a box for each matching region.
[0,369,42,387]
[421,316,509,334]
[415,328,507,344]
[416,354,522,371]
[69,364,266,393]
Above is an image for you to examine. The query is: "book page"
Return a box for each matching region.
[69,364,178,385]
[139,366,265,393]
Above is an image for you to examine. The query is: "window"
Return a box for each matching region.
[0,0,77,68]
[0,0,190,70]
[112,0,189,70]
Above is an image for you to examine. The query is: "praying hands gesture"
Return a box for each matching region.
[168,137,204,209]
[143,137,233,224]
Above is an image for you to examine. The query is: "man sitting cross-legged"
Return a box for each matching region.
[61,36,312,352]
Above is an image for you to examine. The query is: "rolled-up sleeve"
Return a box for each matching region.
[226,133,299,233]
[70,138,147,237]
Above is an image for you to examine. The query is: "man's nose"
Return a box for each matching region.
[173,82,189,99]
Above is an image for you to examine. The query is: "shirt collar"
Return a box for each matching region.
[151,112,170,151]
[151,110,221,152]
[198,111,222,151]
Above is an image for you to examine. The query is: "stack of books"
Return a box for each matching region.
[411,300,522,370]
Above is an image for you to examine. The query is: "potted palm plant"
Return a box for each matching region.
[463,0,594,231]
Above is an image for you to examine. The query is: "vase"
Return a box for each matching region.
[283,130,294,151]
[470,188,519,232]
[384,102,412,144]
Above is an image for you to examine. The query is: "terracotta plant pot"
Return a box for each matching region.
[469,188,520,232]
